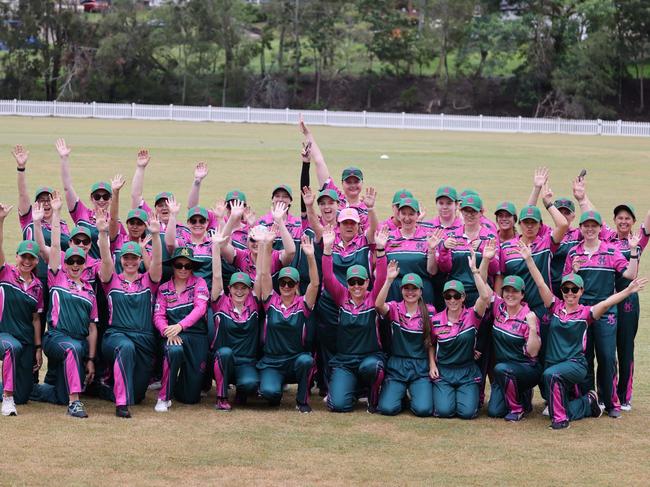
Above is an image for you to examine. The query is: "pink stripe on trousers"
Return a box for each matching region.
[2,347,14,392]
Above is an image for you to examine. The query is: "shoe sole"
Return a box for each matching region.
[2,411,17,416]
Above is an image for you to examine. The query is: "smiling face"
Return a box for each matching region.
[15,253,38,275]
[187,215,207,238]
[278,278,298,299]
[398,207,418,232]
[36,193,53,219]
[318,196,338,224]
[436,197,456,220]
[401,284,421,305]
[120,253,141,274]
[614,210,635,236]
[64,256,86,280]
[460,207,480,227]
[560,283,584,307]
[272,189,292,208]
[502,286,524,307]
[70,235,92,255]
[347,277,369,300]
[229,282,251,305]
[443,291,465,312]
[519,218,541,239]
[342,176,362,199]
[495,210,515,232]
[338,219,359,242]
[172,257,193,280]
[91,190,111,211]
[155,199,170,223]
[126,218,146,239]
[579,220,601,241]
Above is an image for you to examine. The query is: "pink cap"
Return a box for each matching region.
[337,207,360,223]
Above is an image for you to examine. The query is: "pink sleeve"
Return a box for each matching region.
[437,245,452,273]
[262,292,278,313]
[233,248,246,269]
[544,228,559,253]
[144,273,160,293]
[301,296,313,317]
[153,288,169,334]
[322,254,347,306]
[140,200,152,215]
[110,234,124,253]
[270,250,283,274]
[491,295,503,316]
[370,255,388,301]
[178,279,210,329]
[47,268,64,288]
[89,295,98,322]
[385,301,399,321]
[19,209,32,230]
[324,178,345,201]
[69,199,90,224]
[639,226,649,252]
[206,210,219,232]
[611,248,628,273]
[562,250,574,276]
[498,245,507,274]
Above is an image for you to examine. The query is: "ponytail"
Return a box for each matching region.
[419,297,433,348]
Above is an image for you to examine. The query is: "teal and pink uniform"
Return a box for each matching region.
[487,296,542,418]
[563,240,629,412]
[386,226,433,304]
[153,275,209,404]
[0,264,43,404]
[69,199,125,259]
[211,292,261,400]
[233,247,283,283]
[20,210,71,281]
[321,178,369,230]
[322,254,387,412]
[542,298,595,425]
[257,293,315,406]
[377,301,436,417]
[32,267,98,405]
[175,234,213,288]
[430,306,483,419]
[110,234,152,275]
[101,272,159,406]
[551,227,582,296]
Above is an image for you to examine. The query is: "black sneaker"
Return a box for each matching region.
[234,389,248,405]
[587,390,604,418]
[296,403,312,413]
[367,404,377,414]
[549,420,570,430]
[115,405,131,418]
[607,408,621,419]
[67,400,88,418]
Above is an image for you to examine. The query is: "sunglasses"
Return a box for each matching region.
[36,197,52,204]
[92,193,111,201]
[347,278,366,287]
[279,279,296,288]
[66,257,85,266]
[561,286,580,294]
[127,219,145,226]
[248,238,258,244]
[173,262,193,270]
[189,217,206,225]
[71,237,91,246]
[443,292,463,301]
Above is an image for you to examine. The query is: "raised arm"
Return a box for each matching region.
[165,195,180,254]
[375,260,399,316]
[97,209,114,283]
[48,192,63,271]
[478,238,498,282]
[572,175,595,213]
[211,232,226,301]
[592,278,648,320]
[32,203,51,263]
[426,228,444,276]
[363,187,378,242]
[109,174,126,241]
[187,162,209,209]
[622,232,641,280]
[273,202,296,266]
[526,166,548,206]
[519,240,554,308]
[147,217,162,283]
[55,138,78,211]
[299,133,311,217]
[299,116,329,187]
[301,186,324,241]
[220,200,245,241]
[469,247,493,317]
[300,235,319,308]
[542,183,569,244]
[258,230,274,301]
[321,226,346,305]
[130,149,150,209]
[0,203,14,267]
[13,145,31,216]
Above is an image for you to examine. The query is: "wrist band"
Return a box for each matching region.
[544,202,554,209]
[34,344,42,349]
[17,167,25,172]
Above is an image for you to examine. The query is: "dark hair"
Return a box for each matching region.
[420,298,433,348]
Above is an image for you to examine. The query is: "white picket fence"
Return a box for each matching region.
[1,99,649,137]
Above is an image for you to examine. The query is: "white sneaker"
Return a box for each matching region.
[154,399,171,412]
[147,381,162,391]
[542,405,549,417]
[2,396,17,416]
[620,403,632,412]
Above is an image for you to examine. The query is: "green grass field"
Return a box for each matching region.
[1,117,650,486]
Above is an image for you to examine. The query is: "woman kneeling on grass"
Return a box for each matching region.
[521,240,647,430]
[257,231,319,413]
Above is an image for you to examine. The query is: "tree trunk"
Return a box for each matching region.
[315,49,321,106]
[278,25,286,71]
[292,0,301,102]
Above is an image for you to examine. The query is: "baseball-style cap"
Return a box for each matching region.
[392,189,414,206]
[64,246,86,263]
[554,198,575,213]
[459,188,479,201]
[398,197,420,213]
[167,246,202,264]
[278,266,300,283]
[229,272,253,287]
[401,273,423,289]
[34,186,54,201]
[154,191,174,204]
[435,186,457,202]
[271,184,293,200]
[341,167,363,181]
[561,273,584,288]
[90,182,112,195]
[460,195,482,212]
[16,240,40,258]
[187,206,209,220]
[225,190,247,203]
[120,241,142,258]
[317,189,340,203]
[337,207,360,223]
[502,275,525,292]
[126,208,148,224]
[443,280,465,294]
[69,226,91,240]
[495,201,517,217]
[519,205,542,223]
[613,203,636,221]
[346,265,369,281]
[579,210,602,226]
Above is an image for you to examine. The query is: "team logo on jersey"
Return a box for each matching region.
[607,313,616,325]
[598,255,606,266]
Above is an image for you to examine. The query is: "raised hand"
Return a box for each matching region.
[266,224,279,243]
[302,186,315,207]
[301,234,315,256]
[533,167,549,188]
[95,208,109,233]
[55,138,71,158]
[50,191,63,212]
[427,228,444,251]
[230,200,246,220]
[482,238,497,260]
[516,239,532,260]
[194,162,209,182]
[31,202,44,223]
[167,195,181,216]
[387,260,400,280]
[12,144,29,168]
[211,231,229,246]
[374,225,390,249]
[111,174,126,192]
[541,183,554,205]
[213,200,227,221]
[271,202,288,222]
[362,187,377,209]
[467,246,478,272]
[301,141,312,163]
[322,224,336,250]
[572,176,586,202]
[243,206,257,227]
[147,216,161,235]
[628,277,648,294]
[298,113,311,138]
[136,149,150,168]
[0,203,14,221]
[628,230,641,250]
[418,203,427,222]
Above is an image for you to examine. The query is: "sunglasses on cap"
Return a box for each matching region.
[279,279,296,288]
[92,193,111,201]
[173,262,193,270]
[443,292,463,301]
[66,257,85,266]
[347,278,366,287]
[71,237,91,246]
[561,286,580,295]
[189,217,206,225]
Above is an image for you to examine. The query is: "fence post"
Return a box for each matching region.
[401,112,406,128]
[517,116,522,133]
[52,100,57,117]
[362,110,367,127]
[440,113,444,130]
[617,119,622,135]
[169,104,174,121]
[556,117,561,133]
[13,98,17,114]
[92,101,96,118]
[131,103,135,119]
[246,106,251,123]
[285,107,290,123]
[597,119,602,135]
[479,114,483,131]
[208,105,212,121]
[324,109,328,125]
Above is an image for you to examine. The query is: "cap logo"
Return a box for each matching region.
[450,282,456,288]
[527,208,533,215]
[353,269,359,274]
[468,197,474,203]
[400,192,407,198]
[444,188,450,194]
[589,211,594,217]
[27,243,33,249]
[181,248,190,257]
[233,191,239,197]
[408,276,414,281]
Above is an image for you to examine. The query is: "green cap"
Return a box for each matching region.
[346,265,369,281]
[126,208,148,224]
[459,188,479,201]
[435,186,457,201]
[392,189,414,205]
[34,186,54,201]
[16,240,40,258]
[398,197,420,213]
[341,166,363,181]
[443,280,465,294]
[167,246,202,264]
[120,241,142,258]
[278,266,300,283]
[460,194,482,212]
[613,204,636,221]
[579,210,602,226]
[519,205,542,222]
[69,226,91,240]
[401,273,423,289]
[495,201,517,217]
[502,275,525,292]
[187,206,209,221]
[154,191,174,204]
[64,246,86,263]
[271,184,293,200]
[561,273,584,288]
[554,198,575,213]
[229,272,253,287]
[317,188,340,203]
[90,181,112,195]
[225,190,247,203]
